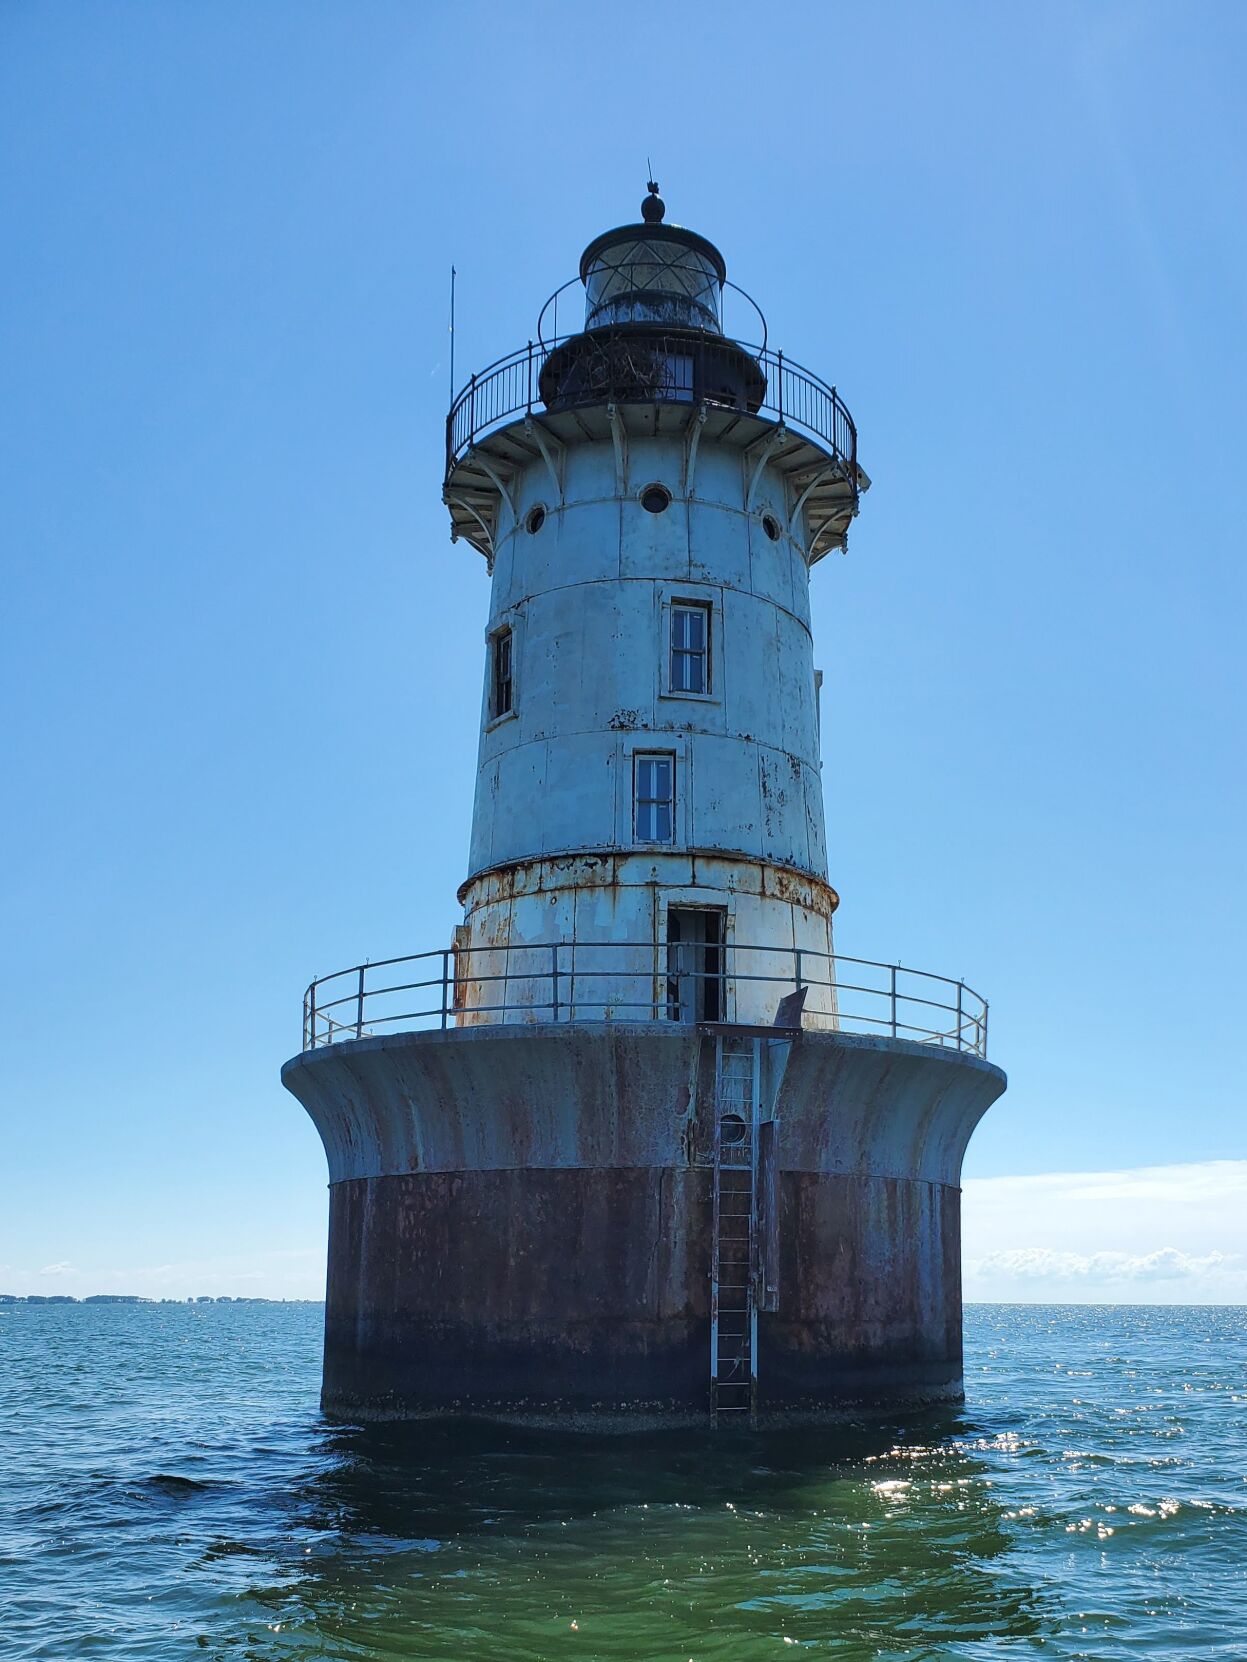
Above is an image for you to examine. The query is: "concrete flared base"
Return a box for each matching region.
[282,1024,1006,1424]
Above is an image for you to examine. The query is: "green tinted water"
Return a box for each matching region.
[1,1303,1244,1658]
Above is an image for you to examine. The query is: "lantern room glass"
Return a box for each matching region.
[583,238,722,334]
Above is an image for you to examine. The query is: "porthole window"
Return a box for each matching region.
[525,505,546,535]
[640,483,671,515]
[762,513,781,542]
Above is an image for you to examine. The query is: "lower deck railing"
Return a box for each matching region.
[302,941,989,1059]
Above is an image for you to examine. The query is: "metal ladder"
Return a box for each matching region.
[710,1035,760,1425]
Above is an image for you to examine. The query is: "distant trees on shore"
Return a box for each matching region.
[0,1293,307,1305]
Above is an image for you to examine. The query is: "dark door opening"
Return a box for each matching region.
[666,907,727,1023]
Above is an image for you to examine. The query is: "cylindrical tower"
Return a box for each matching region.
[283,187,1006,1425]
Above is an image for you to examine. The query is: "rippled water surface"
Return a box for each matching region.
[1,1304,1245,1659]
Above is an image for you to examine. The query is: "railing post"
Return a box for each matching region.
[469,372,477,444]
[981,1002,989,1059]
[889,964,898,1039]
[550,943,560,1022]
[441,950,450,1030]
[308,981,317,1050]
[776,349,784,421]
[956,980,964,1051]
[355,966,365,1040]
[527,341,534,413]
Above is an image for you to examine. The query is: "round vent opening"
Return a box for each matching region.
[525,505,546,535]
[762,513,781,541]
[640,484,672,514]
[719,1113,748,1146]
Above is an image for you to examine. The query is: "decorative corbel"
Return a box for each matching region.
[525,416,565,503]
[787,466,835,550]
[683,401,709,496]
[445,493,495,569]
[744,425,786,513]
[476,456,516,524]
[607,403,628,495]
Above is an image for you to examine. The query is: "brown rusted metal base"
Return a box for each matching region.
[319,1166,967,1423]
[282,1024,1006,1425]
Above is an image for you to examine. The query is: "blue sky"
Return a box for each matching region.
[2,2,1244,1300]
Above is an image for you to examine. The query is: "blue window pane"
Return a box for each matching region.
[670,605,708,695]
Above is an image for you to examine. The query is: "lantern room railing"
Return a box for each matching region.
[301,942,989,1059]
[445,332,857,485]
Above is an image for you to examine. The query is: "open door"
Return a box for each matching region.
[666,907,726,1023]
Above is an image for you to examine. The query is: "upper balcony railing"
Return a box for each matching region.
[301,941,988,1059]
[445,331,858,485]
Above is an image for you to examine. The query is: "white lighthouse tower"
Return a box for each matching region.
[283,187,1006,1425]
[451,184,850,1027]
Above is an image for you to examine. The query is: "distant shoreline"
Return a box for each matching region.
[0,1294,319,1305]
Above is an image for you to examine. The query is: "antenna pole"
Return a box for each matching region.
[449,265,457,403]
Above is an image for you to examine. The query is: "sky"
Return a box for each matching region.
[1,1,1244,1303]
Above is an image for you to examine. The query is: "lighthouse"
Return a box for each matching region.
[282,186,1006,1424]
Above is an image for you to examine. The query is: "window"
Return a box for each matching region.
[640,483,672,513]
[490,627,513,719]
[656,354,694,401]
[634,753,675,842]
[669,602,709,694]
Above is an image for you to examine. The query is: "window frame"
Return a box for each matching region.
[487,623,516,726]
[659,591,719,705]
[633,751,677,844]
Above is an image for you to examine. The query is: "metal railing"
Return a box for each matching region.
[301,942,988,1058]
[445,332,857,483]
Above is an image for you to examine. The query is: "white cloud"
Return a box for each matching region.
[972,1246,1240,1282]
[963,1161,1247,1303]
[967,1160,1247,1210]
[38,1261,75,1277]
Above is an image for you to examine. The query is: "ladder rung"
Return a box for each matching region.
[712,1041,760,1427]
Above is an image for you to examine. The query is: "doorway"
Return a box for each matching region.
[666,907,727,1023]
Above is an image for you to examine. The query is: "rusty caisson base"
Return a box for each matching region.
[281,1025,1006,1425]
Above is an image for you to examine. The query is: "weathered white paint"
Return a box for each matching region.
[456,413,841,1025]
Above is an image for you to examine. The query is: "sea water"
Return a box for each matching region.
[1,1302,1244,1659]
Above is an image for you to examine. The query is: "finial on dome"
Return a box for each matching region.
[642,178,665,224]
